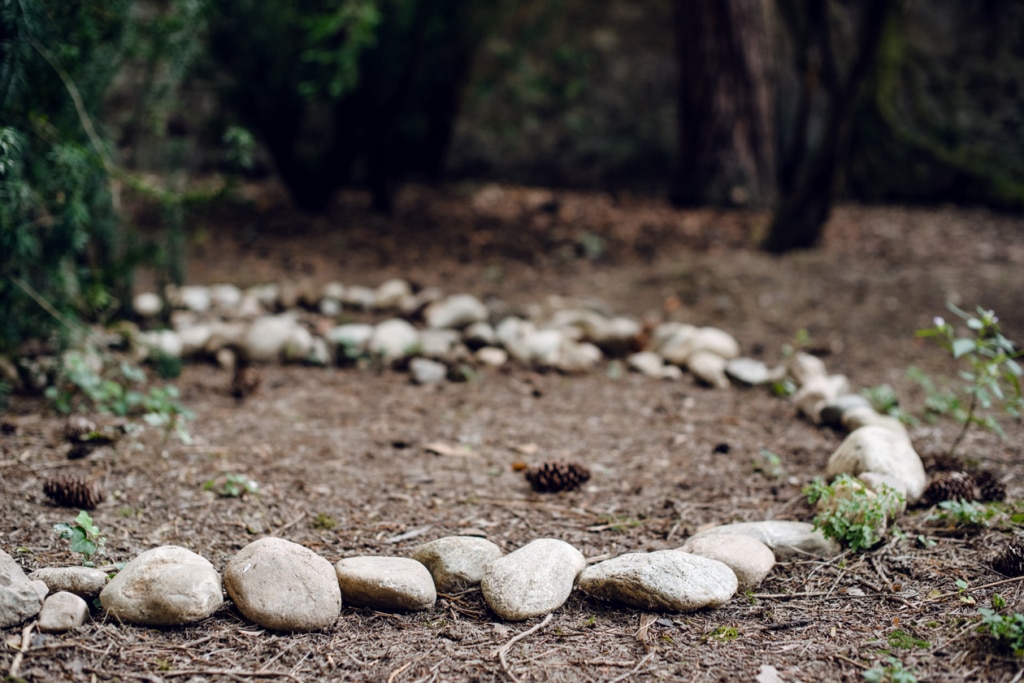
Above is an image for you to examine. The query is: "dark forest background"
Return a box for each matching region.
[2,0,1023,354]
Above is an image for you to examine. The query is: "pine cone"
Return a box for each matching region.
[922,471,977,506]
[231,364,261,401]
[992,542,1024,577]
[972,470,1007,503]
[524,461,591,493]
[43,474,106,509]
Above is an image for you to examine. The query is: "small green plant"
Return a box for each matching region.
[930,499,998,528]
[863,656,918,683]
[204,473,258,498]
[863,384,918,425]
[54,510,105,566]
[978,606,1024,655]
[916,305,1022,455]
[804,474,904,552]
[46,349,194,444]
[312,512,337,530]
[955,578,976,605]
[754,449,785,479]
[704,625,740,642]
[887,629,930,650]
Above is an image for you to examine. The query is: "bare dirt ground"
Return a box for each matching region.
[3,185,1024,682]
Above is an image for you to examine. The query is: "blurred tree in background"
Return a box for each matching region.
[207,0,506,212]
[671,0,775,209]
[1,0,211,356]
[1,0,134,354]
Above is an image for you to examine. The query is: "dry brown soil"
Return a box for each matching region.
[3,185,1024,682]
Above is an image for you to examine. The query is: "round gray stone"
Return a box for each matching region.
[224,537,340,631]
[38,591,89,632]
[480,539,585,622]
[412,537,503,593]
[100,546,223,626]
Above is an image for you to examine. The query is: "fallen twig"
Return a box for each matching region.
[8,620,35,680]
[387,661,413,683]
[495,613,554,682]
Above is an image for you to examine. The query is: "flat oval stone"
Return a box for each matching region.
[224,537,340,632]
[827,425,926,503]
[38,591,89,632]
[335,557,436,611]
[578,550,737,611]
[100,546,223,626]
[29,567,109,599]
[481,539,584,622]
[680,535,775,592]
[686,521,840,560]
[412,537,503,593]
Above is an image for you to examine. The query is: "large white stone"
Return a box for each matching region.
[224,537,341,632]
[578,550,737,611]
[628,351,665,377]
[660,326,739,366]
[412,537,503,593]
[0,548,44,628]
[687,350,730,388]
[100,546,223,626]
[328,323,375,360]
[685,521,840,560]
[827,426,926,503]
[680,535,775,592]
[209,283,243,310]
[178,286,212,313]
[410,358,447,385]
[178,324,214,358]
[555,340,602,374]
[481,539,585,621]
[281,325,314,363]
[463,322,496,349]
[788,352,827,386]
[133,292,163,317]
[243,315,299,362]
[425,294,488,330]
[418,329,461,360]
[374,279,414,310]
[139,329,183,359]
[369,319,420,361]
[335,557,436,611]
[795,374,850,423]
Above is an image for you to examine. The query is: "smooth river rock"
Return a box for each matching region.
[578,550,737,611]
[680,534,775,592]
[826,425,926,503]
[335,557,436,611]
[38,591,89,632]
[224,537,341,632]
[100,546,223,626]
[686,521,840,560]
[480,539,585,621]
[412,537,503,593]
[29,566,109,599]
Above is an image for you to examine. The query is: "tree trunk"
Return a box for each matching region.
[764,0,891,252]
[672,0,775,208]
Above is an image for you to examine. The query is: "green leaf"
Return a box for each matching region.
[952,338,975,358]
